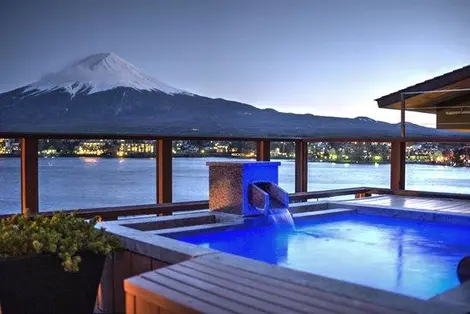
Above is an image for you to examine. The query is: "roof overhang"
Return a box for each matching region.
[375,65,470,114]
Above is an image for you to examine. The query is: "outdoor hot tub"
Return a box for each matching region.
[96,162,470,312]
[164,208,470,299]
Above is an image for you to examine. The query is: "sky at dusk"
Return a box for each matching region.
[1,0,469,127]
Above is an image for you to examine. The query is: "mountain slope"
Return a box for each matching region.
[0,53,467,138]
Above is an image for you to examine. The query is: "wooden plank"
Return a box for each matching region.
[141,271,266,314]
[157,139,172,204]
[0,200,210,220]
[390,141,406,190]
[170,263,354,314]
[126,293,136,314]
[20,137,38,215]
[131,253,152,275]
[125,276,231,314]
[0,186,376,220]
[356,196,468,210]
[191,259,402,314]
[346,196,391,204]
[438,203,470,213]
[136,295,159,314]
[150,268,289,314]
[350,195,470,214]
[114,250,133,313]
[295,141,308,193]
[290,187,370,202]
[178,262,370,314]
[369,188,470,202]
[256,140,270,161]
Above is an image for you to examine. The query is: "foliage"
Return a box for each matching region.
[0,213,121,272]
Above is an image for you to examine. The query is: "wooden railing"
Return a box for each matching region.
[3,186,470,221]
[2,132,470,219]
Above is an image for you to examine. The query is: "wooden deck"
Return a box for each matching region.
[124,260,396,314]
[343,195,470,214]
[124,255,469,314]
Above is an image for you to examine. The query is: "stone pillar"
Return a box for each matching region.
[207,161,281,216]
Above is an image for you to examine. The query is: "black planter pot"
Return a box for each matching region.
[0,251,106,314]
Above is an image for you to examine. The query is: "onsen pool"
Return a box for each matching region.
[170,212,470,299]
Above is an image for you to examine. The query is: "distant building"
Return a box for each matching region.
[117,141,155,157]
[75,140,107,156]
[0,139,11,155]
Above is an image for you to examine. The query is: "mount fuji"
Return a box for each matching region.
[0,52,465,138]
[24,53,189,97]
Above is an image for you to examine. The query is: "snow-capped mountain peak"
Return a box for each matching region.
[25,52,188,96]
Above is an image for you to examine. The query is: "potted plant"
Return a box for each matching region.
[0,213,121,314]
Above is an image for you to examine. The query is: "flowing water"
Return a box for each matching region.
[267,207,295,229]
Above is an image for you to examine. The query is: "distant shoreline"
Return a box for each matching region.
[0,154,458,167]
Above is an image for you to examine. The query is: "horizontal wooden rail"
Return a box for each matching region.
[0,200,209,221]
[289,187,370,202]
[0,187,369,220]
[4,186,470,221]
[366,187,470,201]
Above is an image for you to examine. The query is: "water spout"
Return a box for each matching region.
[249,182,295,229]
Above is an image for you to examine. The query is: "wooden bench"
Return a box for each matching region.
[123,255,464,314]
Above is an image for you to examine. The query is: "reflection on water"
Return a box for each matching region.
[2,157,470,213]
[82,157,99,164]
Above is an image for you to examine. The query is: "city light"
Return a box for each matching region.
[0,139,468,166]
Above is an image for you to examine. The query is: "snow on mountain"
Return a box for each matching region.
[354,116,377,123]
[24,52,189,96]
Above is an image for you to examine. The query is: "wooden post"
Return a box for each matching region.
[20,137,39,215]
[400,93,406,138]
[157,140,172,204]
[256,140,270,161]
[390,141,406,190]
[355,192,372,199]
[295,141,308,193]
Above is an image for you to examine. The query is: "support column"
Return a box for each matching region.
[295,141,308,193]
[21,137,39,216]
[157,139,172,204]
[400,93,406,138]
[390,141,406,190]
[256,140,270,161]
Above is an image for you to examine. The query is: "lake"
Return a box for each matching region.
[1,157,470,214]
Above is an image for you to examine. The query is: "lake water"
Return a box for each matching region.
[1,157,470,214]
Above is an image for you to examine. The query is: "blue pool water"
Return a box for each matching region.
[172,213,470,299]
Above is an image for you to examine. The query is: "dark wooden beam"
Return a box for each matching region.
[256,140,271,161]
[6,185,470,221]
[20,137,39,215]
[390,141,406,190]
[289,187,370,202]
[157,140,172,204]
[400,93,406,138]
[367,187,470,201]
[0,201,209,221]
[295,141,308,193]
